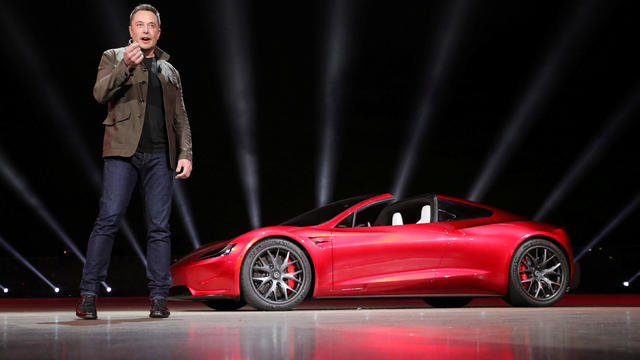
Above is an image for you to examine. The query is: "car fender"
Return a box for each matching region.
[231,226,334,297]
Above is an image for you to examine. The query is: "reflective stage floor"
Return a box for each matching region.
[1,295,639,359]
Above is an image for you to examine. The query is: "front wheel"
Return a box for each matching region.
[506,239,570,307]
[241,238,313,311]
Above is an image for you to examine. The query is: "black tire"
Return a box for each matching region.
[241,238,313,311]
[506,238,570,307]
[424,297,472,308]
[202,299,246,311]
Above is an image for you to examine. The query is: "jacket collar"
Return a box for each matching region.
[153,46,170,61]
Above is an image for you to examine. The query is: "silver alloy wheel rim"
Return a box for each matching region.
[250,247,304,303]
[518,246,565,300]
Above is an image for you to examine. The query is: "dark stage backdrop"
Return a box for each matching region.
[0,0,639,296]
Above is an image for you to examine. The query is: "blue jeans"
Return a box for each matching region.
[80,152,174,299]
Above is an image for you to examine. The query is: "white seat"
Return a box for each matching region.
[392,212,403,226]
[416,205,431,224]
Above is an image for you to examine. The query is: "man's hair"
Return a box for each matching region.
[130,4,161,28]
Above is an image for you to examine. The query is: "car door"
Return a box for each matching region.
[431,197,506,294]
[331,196,450,295]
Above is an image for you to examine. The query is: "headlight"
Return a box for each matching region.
[198,243,237,260]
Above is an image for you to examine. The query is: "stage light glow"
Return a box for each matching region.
[101,281,112,293]
[54,288,60,293]
[392,0,469,200]
[316,0,353,206]
[0,6,147,266]
[574,191,640,262]
[214,0,261,228]
[467,1,599,202]
[534,87,640,221]
[0,148,86,263]
[1,147,147,270]
[624,270,640,287]
[0,7,100,190]
[0,284,8,293]
[0,234,60,293]
[173,181,201,249]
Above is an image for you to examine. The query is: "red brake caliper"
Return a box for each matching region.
[520,259,529,289]
[287,263,296,290]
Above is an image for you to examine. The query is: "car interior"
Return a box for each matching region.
[335,195,494,228]
[374,196,437,226]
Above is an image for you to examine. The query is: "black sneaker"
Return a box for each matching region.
[149,298,170,318]
[76,294,97,320]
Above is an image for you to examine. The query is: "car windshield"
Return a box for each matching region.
[280,195,376,227]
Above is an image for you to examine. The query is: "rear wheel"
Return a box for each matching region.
[506,239,570,307]
[424,297,472,308]
[202,299,246,311]
[241,238,312,311]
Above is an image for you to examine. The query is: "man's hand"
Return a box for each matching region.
[175,159,192,179]
[123,42,144,70]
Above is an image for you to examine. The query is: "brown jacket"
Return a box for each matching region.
[93,46,192,169]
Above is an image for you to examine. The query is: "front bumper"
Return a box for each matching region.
[170,244,243,298]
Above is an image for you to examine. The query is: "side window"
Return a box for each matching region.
[335,200,392,228]
[436,199,493,222]
[354,201,390,227]
[336,214,354,228]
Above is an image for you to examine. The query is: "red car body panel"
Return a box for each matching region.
[170,194,573,300]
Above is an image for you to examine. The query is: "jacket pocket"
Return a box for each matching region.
[102,110,131,125]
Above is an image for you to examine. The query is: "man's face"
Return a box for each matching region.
[129,10,161,52]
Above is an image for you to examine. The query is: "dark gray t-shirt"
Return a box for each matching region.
[137,56,167,153]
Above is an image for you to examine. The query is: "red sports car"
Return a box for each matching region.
[169,194,573,310]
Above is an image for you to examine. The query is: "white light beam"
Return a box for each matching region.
[468,1,599,201]
[214,0,261,228]
[317,0,353,206]
[392,0,469,200]
[624,271,640,287]
[0,234,60,293]
[574,191,640,262]
[534,87,640,221]
[173,181,201,249]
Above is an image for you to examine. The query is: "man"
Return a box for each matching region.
[76,4,193,319]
